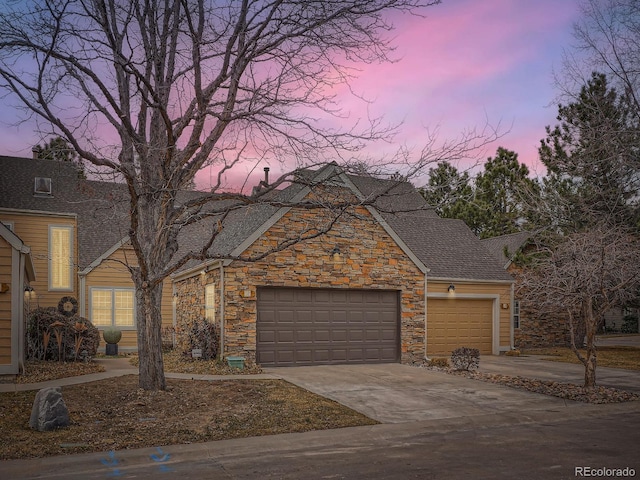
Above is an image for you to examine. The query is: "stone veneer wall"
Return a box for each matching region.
[175,205,426,365]
[514,308,570,349]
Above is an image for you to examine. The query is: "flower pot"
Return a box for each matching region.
[105,343,119,356]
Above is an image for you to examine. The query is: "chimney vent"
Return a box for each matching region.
[263,167,270,186]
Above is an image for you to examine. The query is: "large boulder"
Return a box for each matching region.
[29,387,70,432]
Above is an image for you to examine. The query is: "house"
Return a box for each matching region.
[481,232,570,348]
[483,231,640,347]
[0,155,174,355]
[0,223,35,374]
[1,155,515,368]
[172,165,515,366]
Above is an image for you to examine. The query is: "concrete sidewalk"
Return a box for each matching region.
[479,354,640,393]
[0,357,278,393]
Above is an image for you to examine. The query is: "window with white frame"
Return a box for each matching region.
[49,225,73,291]
[90,288,135,328]
[205,283,216,322]
[513,300,521,329]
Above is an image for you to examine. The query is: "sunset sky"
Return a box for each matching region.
[0,0,582,188]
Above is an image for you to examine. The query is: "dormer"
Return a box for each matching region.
[34,177,52,196]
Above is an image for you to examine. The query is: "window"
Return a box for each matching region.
[205,283,216,322]
[34,177,52,195]
[90,288,135,328]
[49,225,73,291]
[513,300,521,329]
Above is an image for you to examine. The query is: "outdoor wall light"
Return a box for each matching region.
[447,284,456,293]
[331,246,341,261]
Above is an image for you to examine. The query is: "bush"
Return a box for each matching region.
[450,347,480,371]
[621,315,638,334]
[179,319,219,360]
[26,307,100,361]
[428,357,449,368]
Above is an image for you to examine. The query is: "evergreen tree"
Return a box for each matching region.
[538,72,640,232]
[475,147,538,238]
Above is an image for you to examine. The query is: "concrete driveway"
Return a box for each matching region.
[266,363,575,423]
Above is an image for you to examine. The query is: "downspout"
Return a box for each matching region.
[18,252,26,374]
[510,282,515,350]
[78,274,85,318]
[219,262,225,359]
[172,282,177,347]
[424,271,429,362]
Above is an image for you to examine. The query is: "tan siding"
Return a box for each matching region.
[83,245,173,349]
[428,281,513,351]
[0,212,77,309]
[0,237,12,364]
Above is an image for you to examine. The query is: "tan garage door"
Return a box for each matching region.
[427,298,494,355]
[257,287,399,366]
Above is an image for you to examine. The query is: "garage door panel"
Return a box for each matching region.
[257,288,399,366]
[427,298,493,355]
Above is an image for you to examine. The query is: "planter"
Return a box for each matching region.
[226,356,245,370]
[105,343,119,356]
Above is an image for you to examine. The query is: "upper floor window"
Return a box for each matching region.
[205,283,216,322]
[49,225,73,291]
[34,177,52,195]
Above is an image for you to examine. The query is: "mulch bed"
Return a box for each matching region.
[421,365,640,403]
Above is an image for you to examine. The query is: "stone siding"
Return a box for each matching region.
[514,308,570,349]
[175,205,426,365]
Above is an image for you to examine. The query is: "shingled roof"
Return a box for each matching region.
[1,156,512,282]
[0,155,130,268]
[481,231,531,269]
[345,172,513,282]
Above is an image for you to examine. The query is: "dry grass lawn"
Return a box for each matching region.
[523,346,640,370]
[0,353,378,460]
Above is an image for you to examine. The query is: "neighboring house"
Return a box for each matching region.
[2,155,515,367]
[481,232,569,348]
[0,222,35,374]
[0,155,174,352]
[483,231,640,347]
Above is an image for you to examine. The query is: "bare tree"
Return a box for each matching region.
[569,0,640,116]
[1,0,489,390]
[517,226,640,388]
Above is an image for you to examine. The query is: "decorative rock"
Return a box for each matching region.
[29,387,70,431]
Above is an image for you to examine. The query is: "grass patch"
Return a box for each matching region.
[523,346,640,370]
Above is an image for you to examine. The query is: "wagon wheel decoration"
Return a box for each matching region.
[58,296,79,317]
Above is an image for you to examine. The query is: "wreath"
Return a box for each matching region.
[58,296,79,317]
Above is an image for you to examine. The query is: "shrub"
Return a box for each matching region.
[26,307,100,361]
[621,315,638,334]
[428,357,449,368]
[450,347,480,371]
[179,319,219,360]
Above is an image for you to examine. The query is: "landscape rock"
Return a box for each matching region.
[29,387,70,431]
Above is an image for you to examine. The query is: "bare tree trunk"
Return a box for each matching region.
[133,271,166,391]
[583,298,597,389]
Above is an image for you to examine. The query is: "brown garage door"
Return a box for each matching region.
[257,288,399,366]
[427,298,494,355]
